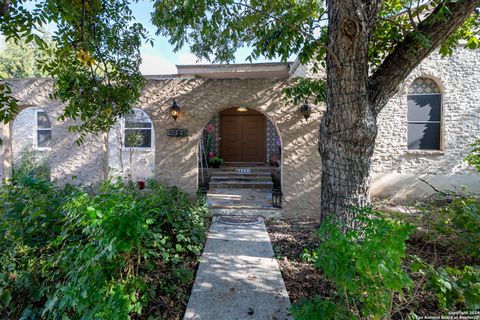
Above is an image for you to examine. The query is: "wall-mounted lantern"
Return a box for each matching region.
[300,101,312,120]
[170,99,180,121]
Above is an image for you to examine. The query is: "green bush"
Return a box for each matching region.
[465,139,480,172]
[411,257,480,311]
[435,196,480,257]
[292,207,415,320]
[208,156,224,168]
[0,176,206,319]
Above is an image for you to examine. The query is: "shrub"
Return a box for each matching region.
[292,207,415,320]
[465,138,480,172]
[435,195,480,257]
[0,178,206,319]
[411,257,480,311]
[208,156,224,168]
[12,148,50,183]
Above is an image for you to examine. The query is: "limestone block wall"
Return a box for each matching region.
[108,108,155,182]
[371,47,480,200]
[138,78,323,216]
[6,79,106,186]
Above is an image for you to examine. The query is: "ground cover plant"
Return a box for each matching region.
[267,198,480,319]
[0,163,207,319]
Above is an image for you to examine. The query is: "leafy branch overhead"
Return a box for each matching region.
[152,0,479,106]
[1,0,151,144]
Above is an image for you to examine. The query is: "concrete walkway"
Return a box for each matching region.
[184,216,293,320]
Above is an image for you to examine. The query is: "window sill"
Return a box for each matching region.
[405,150,444,155]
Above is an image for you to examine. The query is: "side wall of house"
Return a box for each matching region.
[6,79,107,186]
[371,47,480,201]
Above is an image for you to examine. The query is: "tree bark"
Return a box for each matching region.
[319,0,477,226]
[320,0,379,226]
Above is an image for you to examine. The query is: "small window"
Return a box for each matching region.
[407,78,442,150]
[123,109,153,148]
[34,110,51,148]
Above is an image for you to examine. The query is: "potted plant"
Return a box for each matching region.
[208,156,224,168]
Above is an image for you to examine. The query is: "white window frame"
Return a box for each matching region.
[33,109,52,150]
[122,117,154,151]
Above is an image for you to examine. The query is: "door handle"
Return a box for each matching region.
[242,140,246,143]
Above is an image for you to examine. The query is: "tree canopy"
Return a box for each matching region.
[0,35,48,78]
[152,0,479,76]
[0,0,149,143]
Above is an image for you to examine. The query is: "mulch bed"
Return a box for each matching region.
[265,216,477,318]
[265,217,331,304]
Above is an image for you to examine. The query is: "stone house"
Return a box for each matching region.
[0,47,479,216]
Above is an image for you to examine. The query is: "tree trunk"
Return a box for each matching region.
[319,0,476,226]
[319,0,379,226]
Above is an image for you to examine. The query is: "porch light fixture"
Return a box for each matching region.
[300,101,312,120]
[236,106,248,112]
[170,99,180,121]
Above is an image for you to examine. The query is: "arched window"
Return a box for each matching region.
[123,109,153,148]
[407,77,442,150]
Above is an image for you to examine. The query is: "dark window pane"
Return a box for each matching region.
[124,129,152,148]
[37,111,51,128]
[407,123,440,150]
[407,94,441,122]
[37,130,51,148]
[125,121,151,129]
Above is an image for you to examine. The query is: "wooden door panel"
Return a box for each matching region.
[220,116,243,162]
[220,111,266,163]
[243,116,266,162]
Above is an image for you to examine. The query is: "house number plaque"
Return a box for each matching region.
[167,128,188,137]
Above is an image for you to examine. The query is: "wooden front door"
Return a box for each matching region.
[220,108,266,162]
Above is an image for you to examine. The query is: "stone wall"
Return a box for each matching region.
[138,78,323,216]
[371,47,480,201]
[6,79,107,186]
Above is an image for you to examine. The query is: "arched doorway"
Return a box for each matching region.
[219,107,266,163]
[198,107,283,211]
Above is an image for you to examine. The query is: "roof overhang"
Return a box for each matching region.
[175,62,292,79]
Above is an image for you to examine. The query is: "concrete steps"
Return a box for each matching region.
[209,181,273,189]
[209,164,274,189]
[206,163,276,212]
